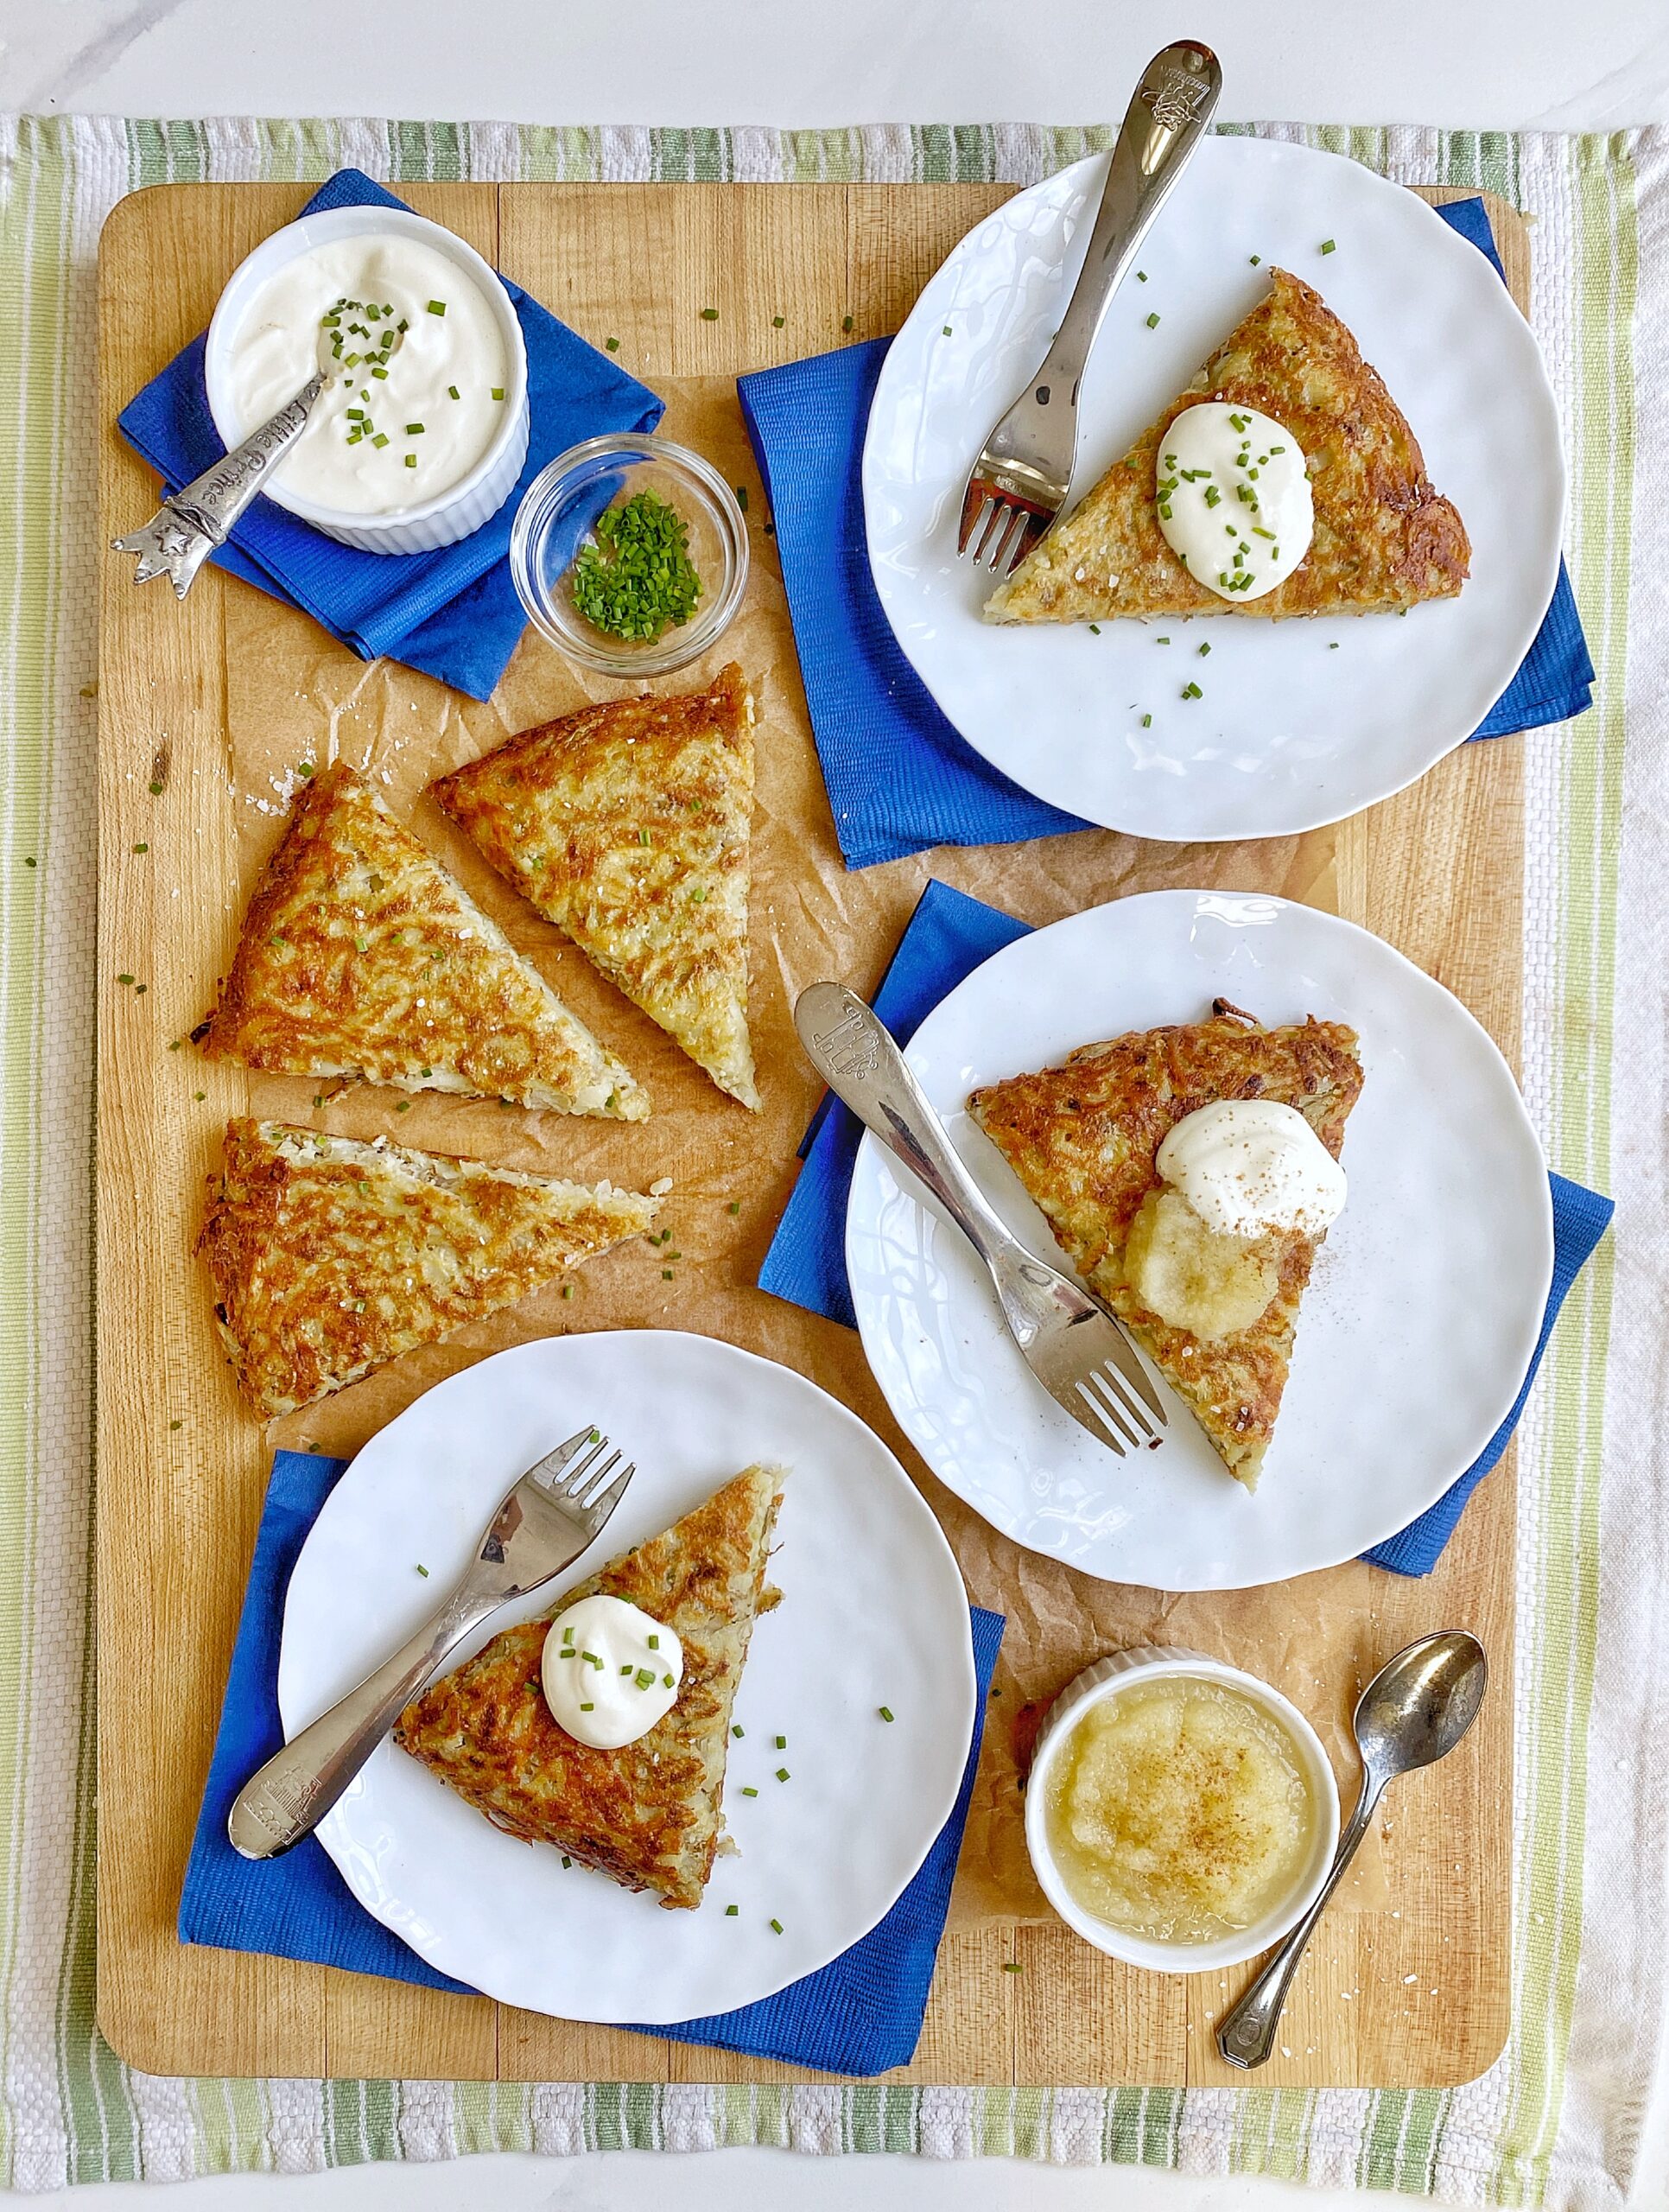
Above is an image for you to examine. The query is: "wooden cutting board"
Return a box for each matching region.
[96,177,1526,2089]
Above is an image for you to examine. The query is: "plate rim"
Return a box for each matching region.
[844,887,1555,1591]
[277,1327,978,2022]
[862,137,1568,841]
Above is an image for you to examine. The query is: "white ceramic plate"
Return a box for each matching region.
[864,138,1564,841]
[846,891,1553,1591]
[279,1332,975,2023]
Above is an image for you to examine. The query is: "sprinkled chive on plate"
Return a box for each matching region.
[279,1331,974,2024]
[864,137,1564,842]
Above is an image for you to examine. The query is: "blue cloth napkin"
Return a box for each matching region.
[181,1447,1003,2077]
[759,879,1613,1577]
[118,169,663,702]
[738,198,1593,870]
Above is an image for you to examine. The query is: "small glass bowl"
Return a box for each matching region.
[509,434,749,678]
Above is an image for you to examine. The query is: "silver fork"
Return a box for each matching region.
[957,39,1221,575]
[228,1425,632,1859]
[795,983,1167,1458]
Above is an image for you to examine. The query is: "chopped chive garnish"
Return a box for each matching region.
[1145,312,1160,328]
[372,433,390,448]
[726,1904,739,1916]
[416,1564,429,1577]
[1329,640,1340,649]
[701,307,719,321]
[635,1667,657,1688]
[772,314,785,327]
[580,1702,595,1713]
[405,423,424,435]
[562,1855,572,1868]
[841,315,854,332]
[447,384,460,399]
[770,1918,784,1934]
[1157,636,1170,645]
[1183,682,1203,699]
[1320,238,1336,254]
[491,386,505,400]
[132,842,148,854]
[663,1672,674,1688]
[427,298,447,315]
[1250,254,1262,265]
[741,1786,758,1797]
[1136,270,1148,282]
[621,1662,633,1675]
[1140,713,1152,728]
[1197,642,1211,656]
[774,1734,786,1750]
[648,1634,659,1649]
[570,488,702,643]
[732,1724,744,1738]
[1002,1961,1023,1974]
[727,1200,739,1214]
[404,454,416,467]
[879,1706,894,1723]
[942,325,952,336]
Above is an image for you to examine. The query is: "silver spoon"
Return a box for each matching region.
[1215,1630,1488,2069]
[111,311,365,598]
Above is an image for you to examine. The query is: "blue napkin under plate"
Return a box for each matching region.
[759,879,1613,1577]
[738,198,1593,870]
[119,168,663,702]
[181,1446,1003,2078]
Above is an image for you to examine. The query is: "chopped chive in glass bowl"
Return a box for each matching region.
[510,433,749,678]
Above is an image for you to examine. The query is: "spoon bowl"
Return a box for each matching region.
[1355,1630,1488,1777]
[1216,1628,1488,2069]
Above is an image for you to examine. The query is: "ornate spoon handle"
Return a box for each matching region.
[111,371,324,600]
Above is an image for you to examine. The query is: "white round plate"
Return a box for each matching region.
[279,1332,974,2023]
[864,138,1565,841]
[846,891,1553,1591]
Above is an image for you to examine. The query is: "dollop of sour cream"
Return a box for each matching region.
[1154,402,1313,603]
[540,1593,685,1751]
[1156,1098,1347,1239]
[226,234,510,516]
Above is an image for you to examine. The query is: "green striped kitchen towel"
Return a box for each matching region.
[0,115,1660,2207]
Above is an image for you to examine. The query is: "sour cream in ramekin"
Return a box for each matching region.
[205,205,529,555]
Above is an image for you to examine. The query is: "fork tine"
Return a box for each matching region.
[1081,1372,1139,1450]
[969,496,1006,564]
[1092,1362,1156,1441]
[981,503,1020,571]
[1074,1379,1130,1454]
[999,512,1039,575]
[521,1426,602,1491]
[573,1448,622,1503]
[583,1462,634,1526]
[551,1434,611,1493]
[991,505,1033,574]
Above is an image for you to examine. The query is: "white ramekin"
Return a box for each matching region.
[204,204,530,556]
[1025,1646,1341,1974]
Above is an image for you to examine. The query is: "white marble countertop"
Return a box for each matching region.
[3,0,1667,129]
[5,3,1666,2206]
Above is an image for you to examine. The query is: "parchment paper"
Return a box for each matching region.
[214,380,1388,1927]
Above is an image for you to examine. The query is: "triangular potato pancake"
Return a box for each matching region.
[395,1463,784,1908]
[201,764,648,1119]
[985,270,1469,624]
[200,1118,661,1418]
[430,665,760,1109]
[968,1004,1362,1488]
